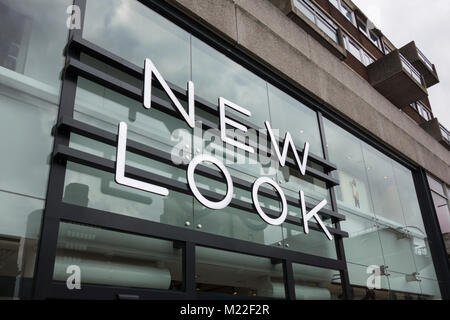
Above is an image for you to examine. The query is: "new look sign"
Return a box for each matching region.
[114,58,333,241]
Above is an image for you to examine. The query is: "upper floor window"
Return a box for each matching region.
[440,125,450,144]
[342,33,374,66]
[410,101,432,121]
[356,17,382,51]
[383,40,393,55]
[294,0,339,43]
[329,0,355,25]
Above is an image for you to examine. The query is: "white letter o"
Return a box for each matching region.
[252,177,287,226]
[187,154,234,210]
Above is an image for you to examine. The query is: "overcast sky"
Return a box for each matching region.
[353,0,450,129]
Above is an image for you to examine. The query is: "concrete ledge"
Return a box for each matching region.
[164,0,238,44]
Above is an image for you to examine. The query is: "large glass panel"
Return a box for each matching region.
[195,246,284,298]
[324,117,442,298]
[0,0,70,299]
[0,87,57,198]
[376,224,417,275]
[267,84,323,157]
[63,161,193,229]
[0,191,43,293]
[74,77,193,157]
[347,263,390,300]
[432,191,450,234]
[195,109,277,181]
[361,144,405,226]
[282,222,337,259]
[54,223,183,290]
[342,214,385,267]
[428,175,445,196]
[0,0,71,90]
[192,37,270,128]
[387,270,422,297]
[292,263,343,300]
[192,165,283,246]
[69,133,187,184]
[279,169,332,210]
[83,0,191,87]
[324,119,375,218]
[419,278,442,300]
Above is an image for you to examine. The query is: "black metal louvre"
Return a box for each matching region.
[65,36,340,186]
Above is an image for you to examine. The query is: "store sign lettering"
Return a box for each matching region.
[115,58,333,241]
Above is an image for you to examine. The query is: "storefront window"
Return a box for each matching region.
[292,264,343,299]
[195,247,284,298]
[74,77,193,156]
[54,223,183,290]
[323,118,440,299]
[63,161,193,230]
[83,0,191,88]
[428,175,450,234]
[1,0,441,300]
[0,0,70,299]
[192,38,270,129]
[282,223,337,259]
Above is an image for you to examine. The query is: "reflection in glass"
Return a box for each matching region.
[0,192,43,284]
[54,223,183,290]
[74,77,193,157]
[192,37,270,128]
[63,162,193,229]
[282,223,337,259]
[292,263,343,300]
[432,191,450,234]
[324,118,440,298]
[267,84,323,157]
[342,214,385,267]
[196,247,284,298]
[0,0,71,89]
[84,0,190,87]
[192,166,283,246]
[0,88,57,198]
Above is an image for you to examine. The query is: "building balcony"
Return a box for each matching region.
[420,118,450,150]
[367,49,428,108]
[399,41,439,88]
[272,0,347,60]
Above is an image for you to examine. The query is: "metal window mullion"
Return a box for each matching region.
[32,0,87,300]
[283,260,296,300]
[413,168,450,299]
[317,111,353,300]
[183,242,196,297]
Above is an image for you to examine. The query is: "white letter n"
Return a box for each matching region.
[143,58,195,128]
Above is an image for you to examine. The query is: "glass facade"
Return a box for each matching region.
[0,0,71,299]
[324,119,440,299]
[0,0,447,301]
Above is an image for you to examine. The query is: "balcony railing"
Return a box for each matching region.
[399,42,439,88]
[400,53,423,85]
[440,125,450,144]
[417,48,434,71]
[294,0,339,43]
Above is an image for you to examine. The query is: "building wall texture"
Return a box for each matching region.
[164,0,450,185]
